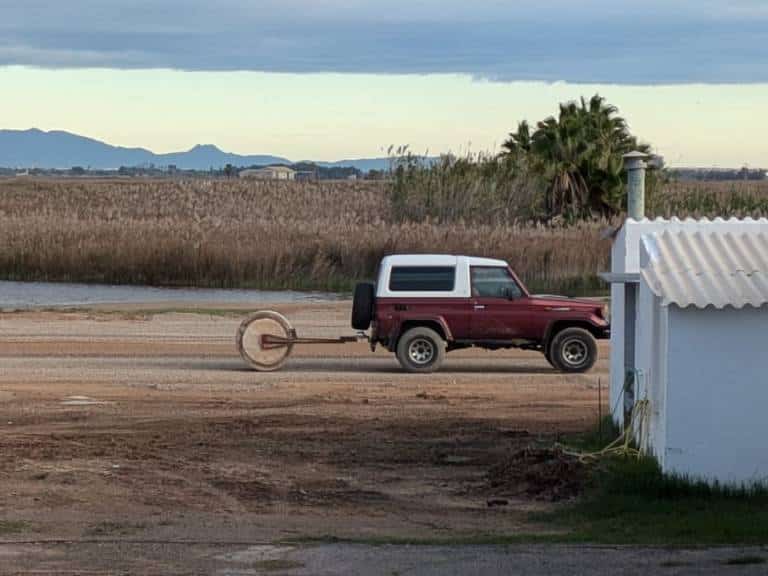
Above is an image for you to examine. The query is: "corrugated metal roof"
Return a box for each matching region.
[641,229,768,309]
[612,217,768,274]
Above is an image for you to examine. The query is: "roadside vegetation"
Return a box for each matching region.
[389,95,768,225]
[548,455,768,545]
[1,95,766,293]
[532,421,768,545]
[0,176,767,293]
[391,95,663,224]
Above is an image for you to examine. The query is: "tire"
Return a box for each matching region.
[396,327,446,373]
[237,310,294,371]
[544,345,561,370]
[549,327,597,373]
[351,282,375,330]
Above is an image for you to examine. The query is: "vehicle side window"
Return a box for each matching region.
[471,267,522,299]
[389,266,455,291]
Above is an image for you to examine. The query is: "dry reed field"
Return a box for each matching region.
[1,178,766,293]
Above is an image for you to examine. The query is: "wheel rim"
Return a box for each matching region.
[408,338,435,365]
[561,337,588,368]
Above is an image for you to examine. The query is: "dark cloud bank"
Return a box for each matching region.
[1,1,766,83]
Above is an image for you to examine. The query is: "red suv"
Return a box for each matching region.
[352,254,609,373]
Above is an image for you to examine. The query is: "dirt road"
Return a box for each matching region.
[0,301,617,573]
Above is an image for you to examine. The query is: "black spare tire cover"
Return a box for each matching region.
[351,282,375,330]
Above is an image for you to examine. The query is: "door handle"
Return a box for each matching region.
[474,304,486,310]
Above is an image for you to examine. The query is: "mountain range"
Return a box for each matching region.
[0,129,397,172]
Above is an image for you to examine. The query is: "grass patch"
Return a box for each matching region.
[559,416,621,453]
[253,559,305,571]
[0,520,30,535]
[84,521,144,537]
[287,534,563,547]
[124,307,246,317]
[723,556,766,566]
[659,560,692,568]
[540,455,768,545]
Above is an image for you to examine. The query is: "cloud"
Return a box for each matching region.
[1,0,766,83]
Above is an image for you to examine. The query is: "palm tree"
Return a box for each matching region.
[502,120,532,157]
[502,95,652,219]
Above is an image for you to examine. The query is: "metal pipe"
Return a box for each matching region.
[624,151,649,220]
[260,333,366,349]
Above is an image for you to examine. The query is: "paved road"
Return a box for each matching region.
[2,542,766,575]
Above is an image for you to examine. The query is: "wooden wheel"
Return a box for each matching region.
[237,310,295,371]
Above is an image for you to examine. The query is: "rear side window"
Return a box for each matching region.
[389,266,455,292]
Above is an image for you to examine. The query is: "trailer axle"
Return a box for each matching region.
[260,332,366,350]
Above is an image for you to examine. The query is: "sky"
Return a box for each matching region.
[1,0,767,166]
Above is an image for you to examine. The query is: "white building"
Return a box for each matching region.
[633,227,768,485]
[606,217,768,428]
[239,166,296,181]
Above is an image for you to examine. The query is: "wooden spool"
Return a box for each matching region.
[237,310,295,371]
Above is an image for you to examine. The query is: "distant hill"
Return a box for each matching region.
[0,128,407,172]
[0,129,290,170]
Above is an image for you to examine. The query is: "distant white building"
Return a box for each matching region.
[239,166,296,181]
[636,227,768,485]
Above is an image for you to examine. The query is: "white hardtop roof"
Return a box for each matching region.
[612,217,768,274]
[381,254,508,267]
[641,228,768,309]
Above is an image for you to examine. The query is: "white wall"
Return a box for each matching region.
[663,305,768,485]
[636,278,667,460]
[609,218,768,425]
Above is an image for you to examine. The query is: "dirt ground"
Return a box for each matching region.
[0,301,612,573]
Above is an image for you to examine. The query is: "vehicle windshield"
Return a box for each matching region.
[471,266,522,299]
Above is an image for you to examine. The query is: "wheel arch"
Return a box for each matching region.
[544,320,603,352]
[394,318,452,348]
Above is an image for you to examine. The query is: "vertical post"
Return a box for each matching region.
[622,152,648,428]
[623,283,637,427]
[623,151,649,220]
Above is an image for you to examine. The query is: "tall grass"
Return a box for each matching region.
[389,154,768,223]
[651,180,768,218]
[0,177,766,293]
[390,155,544,223]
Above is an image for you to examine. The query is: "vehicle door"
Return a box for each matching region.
[469,266,530,340]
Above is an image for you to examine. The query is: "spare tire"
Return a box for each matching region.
[351,282,375,330]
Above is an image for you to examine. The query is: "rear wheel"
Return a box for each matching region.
[396,327,446,373]
[549,327,597,373]
[544,346,560,370]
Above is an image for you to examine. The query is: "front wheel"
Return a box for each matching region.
[549,328,597,373]
[396,327,446,373]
